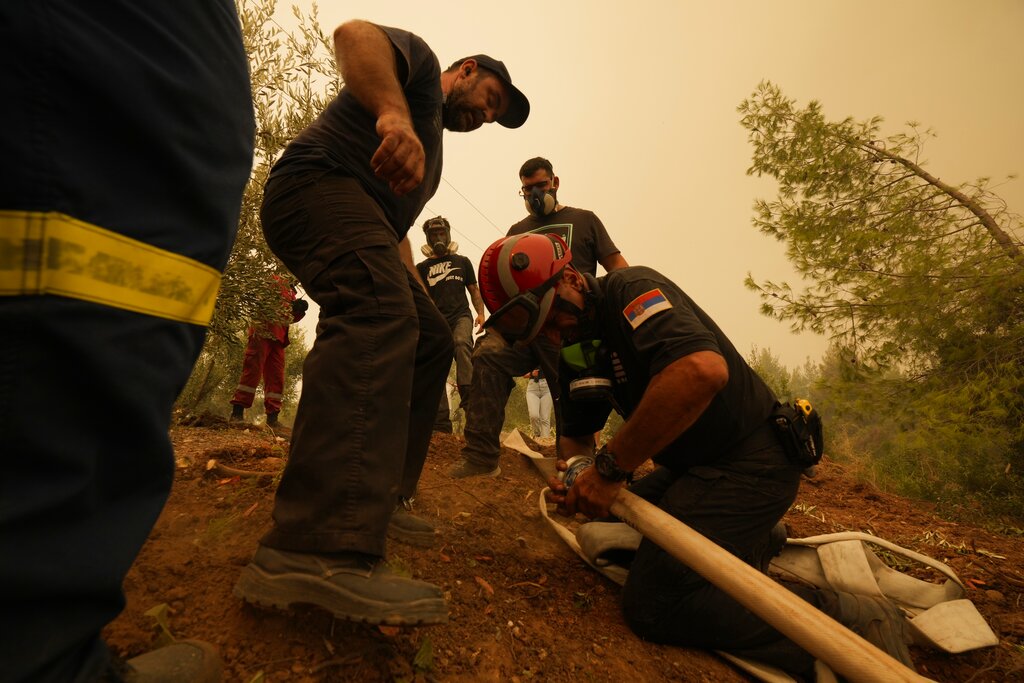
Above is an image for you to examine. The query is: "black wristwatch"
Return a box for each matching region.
[594,443,631,483]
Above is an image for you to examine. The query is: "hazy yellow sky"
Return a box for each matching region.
[283,0,1024,368]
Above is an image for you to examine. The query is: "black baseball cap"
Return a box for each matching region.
[455,54,530,128]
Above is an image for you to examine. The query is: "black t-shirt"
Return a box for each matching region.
[268,25,443,240]
[507,206,620,277]
[559,266,778,470]
[416,253,476,324]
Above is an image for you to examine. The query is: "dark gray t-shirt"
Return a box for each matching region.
[268,25,443,240]
[506,206,620,276]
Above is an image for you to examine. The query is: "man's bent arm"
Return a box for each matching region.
[600,252,629,272]
[466,283,486,330]
[333,20,425,195]
[608,350,727,472]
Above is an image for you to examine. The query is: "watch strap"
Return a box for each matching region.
[594,443,631,483]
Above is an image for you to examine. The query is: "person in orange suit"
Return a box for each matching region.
[230,280,308,427]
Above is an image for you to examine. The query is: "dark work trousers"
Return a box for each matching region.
[259,172,453,558]
[434,385,453,433]
[460,330,560,467]
[621,424,843,676]
[0,3,253,681]
[433,315,472,433]
[0,300,210,683]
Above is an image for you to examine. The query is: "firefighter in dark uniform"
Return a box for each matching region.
[476,233,916,678]
[0,2,254,681]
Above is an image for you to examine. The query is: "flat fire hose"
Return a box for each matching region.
[501,430,930,683]
[607,489,932,683]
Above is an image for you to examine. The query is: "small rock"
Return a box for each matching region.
[985,589,1005,605]
[592,644,604,656]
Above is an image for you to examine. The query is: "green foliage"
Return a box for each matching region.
[738,82,1024,521]
[177,0,335,420]
[738,81,1024,374]
[747,345,792,400]
[502,376,532,434]
[175,314,307,422]
[175,332,243,418]
[209,0,338,342]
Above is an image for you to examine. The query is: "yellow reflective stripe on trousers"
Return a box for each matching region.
[0,211,222,326]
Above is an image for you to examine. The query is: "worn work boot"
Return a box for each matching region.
[388,498,437,548]
[104,639,222,682]
[265,413,291,437]
[229,404,244,422]
[751,521,789,574]
[234,545,448,626]
[833,591,915,669]
[447,459,501,479]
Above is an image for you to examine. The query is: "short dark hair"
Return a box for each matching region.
[519,157,553,179]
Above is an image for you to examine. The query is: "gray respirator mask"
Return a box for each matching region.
[525,186,558,217]
[420,217,458,258]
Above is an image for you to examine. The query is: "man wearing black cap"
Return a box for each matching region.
[235,20,529,626]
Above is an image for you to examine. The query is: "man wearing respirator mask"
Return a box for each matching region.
[450,157,628,478]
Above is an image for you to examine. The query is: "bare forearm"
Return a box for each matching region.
[609,351,727,471]
[333,21,409,120]
[468,285,485,317]
[600,252,629,272]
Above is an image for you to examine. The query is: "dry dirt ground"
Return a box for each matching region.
[104,422,1024,682]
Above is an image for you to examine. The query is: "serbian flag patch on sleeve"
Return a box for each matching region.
[623,288,673,329]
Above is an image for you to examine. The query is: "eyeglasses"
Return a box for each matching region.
[518,179,552,198]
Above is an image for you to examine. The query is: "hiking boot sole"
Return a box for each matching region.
[448,463,502,479]
[387,522,437,548]
[234,565,448,626]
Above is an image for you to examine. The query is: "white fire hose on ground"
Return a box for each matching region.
[501,430,932,683]
[608,489,931,683]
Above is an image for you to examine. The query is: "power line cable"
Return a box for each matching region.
[422,202,488,254]
[441,176,507,236]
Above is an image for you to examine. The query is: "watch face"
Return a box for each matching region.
[596,450,628,482]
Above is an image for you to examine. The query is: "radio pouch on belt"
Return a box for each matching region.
[771,399,824,468]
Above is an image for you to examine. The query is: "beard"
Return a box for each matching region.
[442,82,483,132]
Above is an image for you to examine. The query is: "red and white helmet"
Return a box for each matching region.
[478,233,572,343]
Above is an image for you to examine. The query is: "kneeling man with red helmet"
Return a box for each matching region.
[476,233,916,677]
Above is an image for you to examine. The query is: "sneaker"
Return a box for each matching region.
[112,639,222,682]
[234,546,447,626]
[447,459,501,479]
[834,591,915,669]
[388,498,436,548]
[751,521,788,573]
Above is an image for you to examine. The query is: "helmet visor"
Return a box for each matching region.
[485,294,541,342]
[484,269,564,343]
